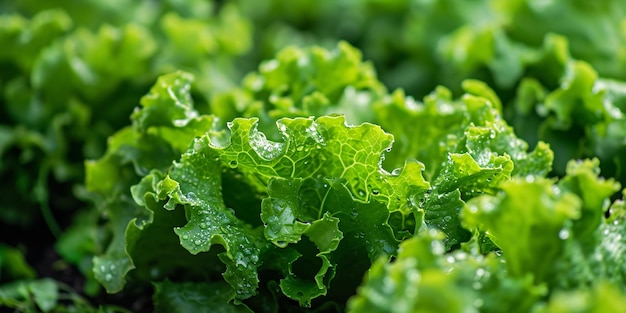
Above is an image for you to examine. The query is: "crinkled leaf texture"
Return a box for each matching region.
[92,67,561,309]
[85,71,216,292]
[376,81,553,249]
[129,113,430,307]
[210,41,386,131]
[347,230,545,313]
[464,158,625,291]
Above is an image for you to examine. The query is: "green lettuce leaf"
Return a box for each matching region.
[463,158,624,290]
[86,72,215,293]
[347,230,545,313]
[216,115,429,215]
[210,41,386,133]
[131,113,429,305]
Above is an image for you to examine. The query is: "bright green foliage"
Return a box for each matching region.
[350,167,626,312]
[3,2,626,312]
[211,41,387,135]
[464,158,625,299]
[533,281,626,313]
[507,35,626,183]
[347,230,473,313]
[85,72,216,293]
[0,1,251,235]
[128,108,431,306]
[375,79,553,249]
[85,66,562,311]
[237,0,626,190]
[347,230,546,313]
[377,81,553,179]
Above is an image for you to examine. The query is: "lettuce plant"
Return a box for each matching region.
[1,2,626,312]
[81,43,617,312]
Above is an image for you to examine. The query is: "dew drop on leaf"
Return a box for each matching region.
[186,192,198,203]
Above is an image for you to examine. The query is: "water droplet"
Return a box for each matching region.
[357,189,366,198]
[443,216,452,222]
[296,146,304,152]
[476,268,485,278]
[249,127,284,160]
[186,192,198,203]
[182,234,189,240]
[371,189,380,195]
[430,241,444,254]
[229,160,238,168]
[455,252,468,261]
[559,229,570,240]
[194,239,202,245]
[305,124,324,144]
[109,264,116,271]
[104,273,113,282]
[525,175,535,183]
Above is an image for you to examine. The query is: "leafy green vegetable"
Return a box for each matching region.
[85,55,556,310]
[3,2,626,312]
[350,162,626,312]
[126,100,431,306]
